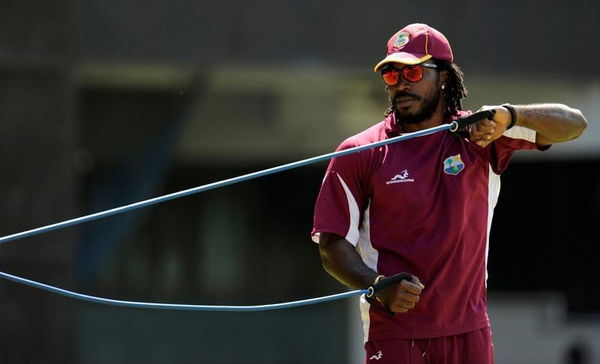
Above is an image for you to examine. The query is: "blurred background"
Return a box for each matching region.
[0,1,599,363]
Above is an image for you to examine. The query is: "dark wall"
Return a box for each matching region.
[80,0,600,77]
[489,159,600,312]
[0,1,78,362]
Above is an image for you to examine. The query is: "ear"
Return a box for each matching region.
[440,70,449,85]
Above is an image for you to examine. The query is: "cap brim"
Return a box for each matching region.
[373,53,432,72]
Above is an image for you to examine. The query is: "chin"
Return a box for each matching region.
[395,107,434,125]
[395,108,422,123]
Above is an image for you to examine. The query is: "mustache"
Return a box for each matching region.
[393,92,421,102]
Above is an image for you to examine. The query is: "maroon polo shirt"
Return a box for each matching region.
[312,111,543,341]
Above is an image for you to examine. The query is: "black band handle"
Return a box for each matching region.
[366,272,413,298]
[449,109,496,133]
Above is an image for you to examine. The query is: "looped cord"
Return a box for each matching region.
[0,114,491,310]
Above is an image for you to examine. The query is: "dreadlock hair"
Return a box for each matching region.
[384,59,468,120]
[436,59,468,119]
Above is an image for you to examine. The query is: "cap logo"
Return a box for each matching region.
[394,32,410,48]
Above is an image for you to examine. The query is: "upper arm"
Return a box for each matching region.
[317,232,345,251]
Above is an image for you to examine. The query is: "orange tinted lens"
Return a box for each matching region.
[402,65,423,82]
[382,70,399,85]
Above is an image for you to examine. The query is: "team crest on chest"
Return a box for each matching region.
[443,154,465,175]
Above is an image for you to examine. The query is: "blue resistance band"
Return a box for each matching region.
[0,270,368,311]
[0,111,494,311]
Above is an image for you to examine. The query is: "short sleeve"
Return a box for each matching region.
[488,126,549,174]
[311,140,371,246]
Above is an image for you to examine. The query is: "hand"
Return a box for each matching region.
[376,275,425,313]
[469,105,512,148]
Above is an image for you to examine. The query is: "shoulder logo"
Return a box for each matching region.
[386,169,414,184]
[443,154,465,175]
[394,32,410,48]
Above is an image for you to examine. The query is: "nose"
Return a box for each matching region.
[388,77,411,93]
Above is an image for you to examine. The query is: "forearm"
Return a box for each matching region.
[318,233,378,290]
[513,103,587,143]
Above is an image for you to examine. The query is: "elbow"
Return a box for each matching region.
[318,243,334,273]
[568,107,588,140]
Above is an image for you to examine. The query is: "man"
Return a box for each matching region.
[311,23,587,363]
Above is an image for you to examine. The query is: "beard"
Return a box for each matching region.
[390,85,442,125]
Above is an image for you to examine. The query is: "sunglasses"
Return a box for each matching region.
[381,63,438,86]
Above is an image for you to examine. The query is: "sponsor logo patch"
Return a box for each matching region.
[386,169,414,184]
[443,154,465,175]
[369,350,383,361]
